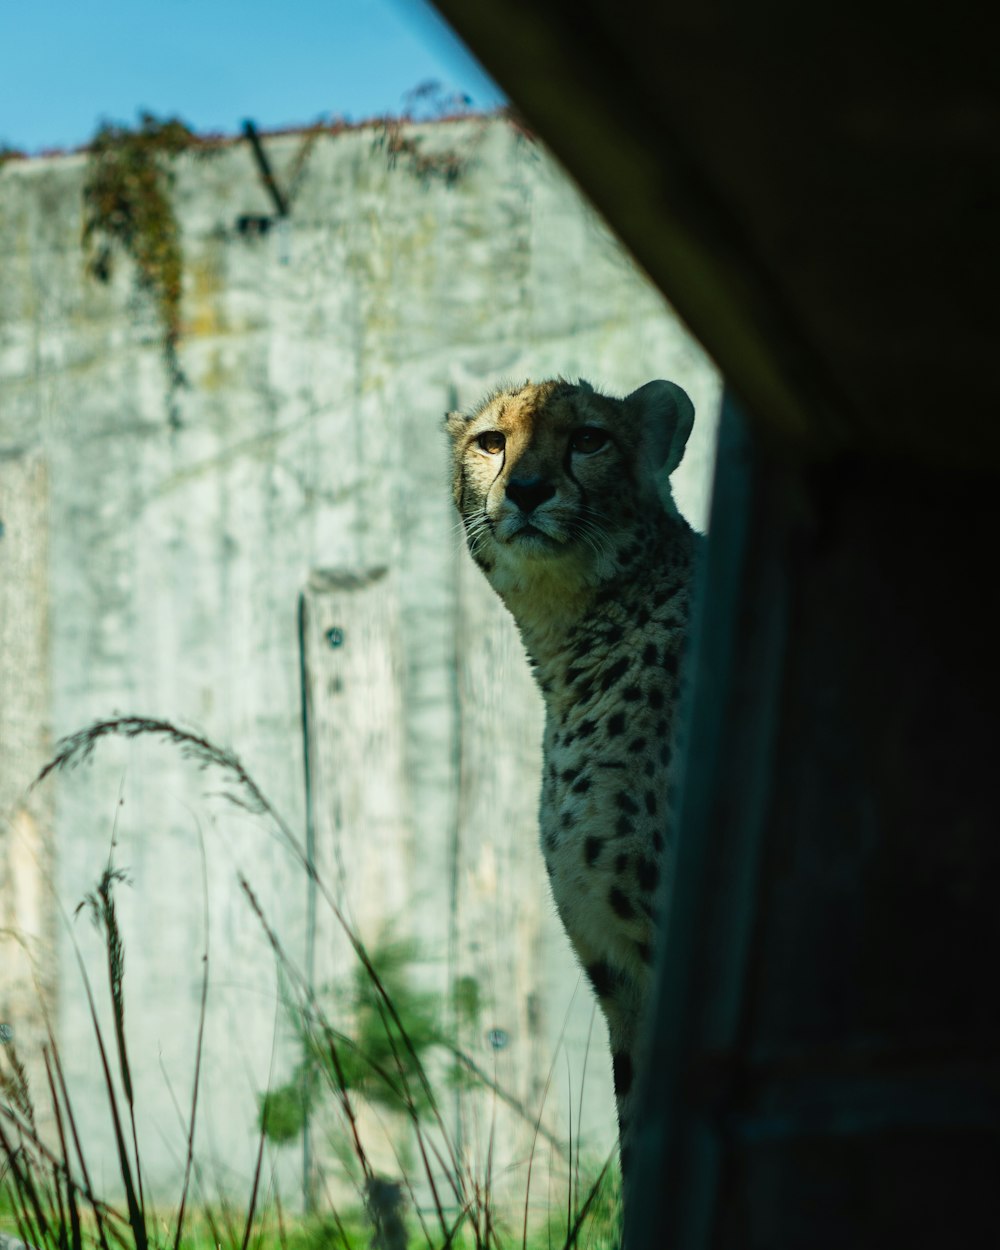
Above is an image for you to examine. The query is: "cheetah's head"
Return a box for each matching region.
[446,378,693,614]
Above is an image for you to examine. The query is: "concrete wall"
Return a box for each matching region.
[0,117,720,1216]
[0,447,56,1088]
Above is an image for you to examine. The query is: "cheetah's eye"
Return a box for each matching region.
[570,427,609,454]
[476,431,506,455]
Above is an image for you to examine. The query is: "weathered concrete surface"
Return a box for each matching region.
[0,445,56,1122]
[0,117,719,1212]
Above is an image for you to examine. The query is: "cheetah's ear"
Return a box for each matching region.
[626,380,694,475]
[444,410,468,440]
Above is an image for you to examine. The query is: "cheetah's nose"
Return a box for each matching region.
[505,477,555,513]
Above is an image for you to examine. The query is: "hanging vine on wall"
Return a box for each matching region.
[374,119,473,186]
[82,113,196,408]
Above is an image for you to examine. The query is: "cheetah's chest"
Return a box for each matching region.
[535,608,685,973]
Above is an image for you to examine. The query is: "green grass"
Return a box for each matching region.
[2,717,622,1249]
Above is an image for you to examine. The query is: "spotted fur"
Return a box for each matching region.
[446,377,699,1169]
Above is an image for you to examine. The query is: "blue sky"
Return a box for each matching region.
[0,0,505,154]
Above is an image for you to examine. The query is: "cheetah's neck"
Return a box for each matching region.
[500,520,698,693]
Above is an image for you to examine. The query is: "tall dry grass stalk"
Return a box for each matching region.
[2,717,619,1248]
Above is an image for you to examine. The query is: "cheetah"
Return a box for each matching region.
[446,377,699,1178]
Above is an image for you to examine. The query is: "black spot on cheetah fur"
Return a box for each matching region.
[615,815,633,838]
[623,684,641,702]
[628,736,646,754]
[616,791,639,815]
[613,1051,633,1098]
[601,656,630,690]
[648,687,664,710]
[584,836,603,866]
[586,960,615,999]
[645,790,658,815]
[607,711,626,736]
[642,642,658,666]
[609,886,635,919]
[637,857,659,893]
[572,775,591,794]
[578,719,597,738]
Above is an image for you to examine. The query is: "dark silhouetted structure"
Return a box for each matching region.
[432,3,1000,1245]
